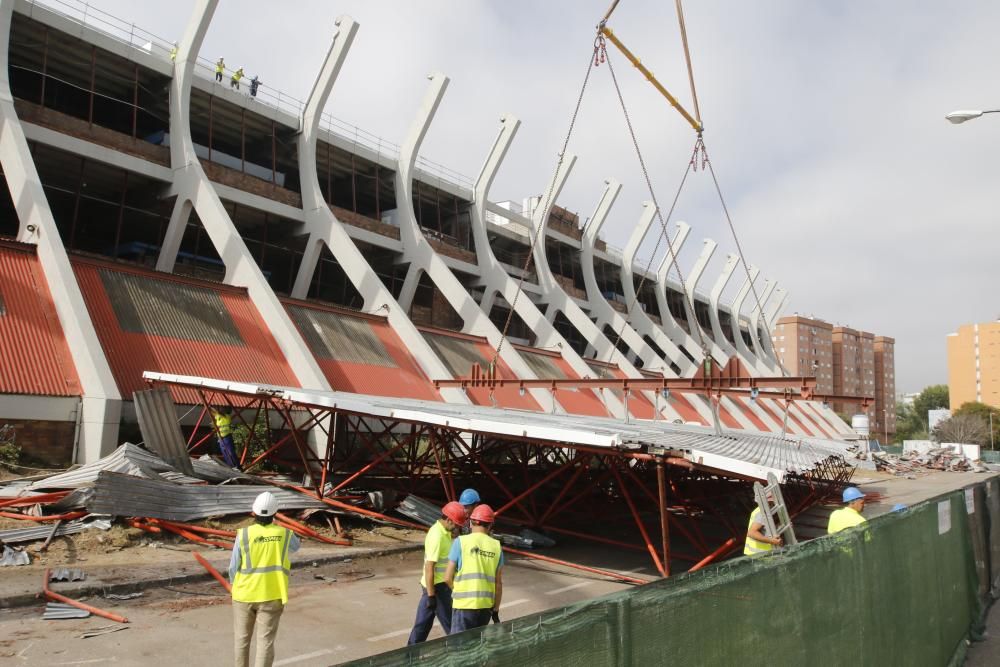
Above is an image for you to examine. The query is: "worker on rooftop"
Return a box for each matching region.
[210,405,239,469]
[215,57,225,83]
[407,501,467,645]
[445,504,503,633]
[249,75,262,99]
[744,490,783,556]
[229,491,301,667]
[458,488,480,535]
[828,487,868,534]
[169,42,177,63]
[231,67,245,91]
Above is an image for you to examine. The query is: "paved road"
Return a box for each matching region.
[0,547,647,666]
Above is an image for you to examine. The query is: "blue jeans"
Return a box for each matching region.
[406,583,452,645]
[451,608,492,634]
[218,434,238,468]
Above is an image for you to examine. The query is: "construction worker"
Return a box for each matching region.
[215,57,225,83]
[211,405,239,469]
[249,75,262,98]
[169,42,178,62]
[744,491,783,556]
[229,491,300,667]
[445,504,503,634]
[828,487,868,534]
[406,501,467,645]
[231,66,245,91]
[458,488,480,535]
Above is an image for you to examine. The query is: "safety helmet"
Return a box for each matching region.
[252,491,278,517]
[470,504,496,524]
[459,488,481,506]
[892,503,907,513]
[442,501,468,527]
[842,487,865,503]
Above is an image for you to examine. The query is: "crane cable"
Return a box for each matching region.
[490,39,600,372]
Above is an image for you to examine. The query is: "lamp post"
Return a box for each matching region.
[945,109,1000,124]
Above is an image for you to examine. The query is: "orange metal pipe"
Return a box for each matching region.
[504,547,649,586]
[42,568,129,624]
[0,492,69,508]
[193,552,232,594]
[687,537,737,573]
[157,519,236,539]
[275,512,352,546]
[127,519,161,533]
[152,520,230,549]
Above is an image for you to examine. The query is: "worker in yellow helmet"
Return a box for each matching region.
[407,501,468,644]
[828,487,868,534]
[445,504,504,633]
[744,491,784,557]
[228,491,300,667]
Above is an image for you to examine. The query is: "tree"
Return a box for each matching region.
[913,385,949,424]
[932,413,990,446]
[893,385,949,443]
[953,402,1000,449]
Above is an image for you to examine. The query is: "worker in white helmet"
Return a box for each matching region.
[228,491,301,667]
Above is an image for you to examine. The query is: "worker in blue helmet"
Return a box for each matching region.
[458,489,480,536]
[828,487,868,534]
[892,503,907,513]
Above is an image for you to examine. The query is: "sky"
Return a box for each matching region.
[67,0,1000,393]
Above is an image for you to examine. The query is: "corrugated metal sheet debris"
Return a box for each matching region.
[27,443,247,491]
[0,546,30,566]
[88,471,325,521]
[133,388,195,476]
[0,519,92,544]
[50,568,86,582]
[43,602,91,619]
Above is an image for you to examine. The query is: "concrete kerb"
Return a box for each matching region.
[0,541,421,610]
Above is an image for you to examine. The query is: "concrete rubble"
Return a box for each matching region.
[871,447,991,476]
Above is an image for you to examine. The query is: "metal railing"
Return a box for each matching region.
[26,0,473,188]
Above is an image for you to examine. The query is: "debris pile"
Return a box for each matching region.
[0,443,355,552]
[872,448,990,476]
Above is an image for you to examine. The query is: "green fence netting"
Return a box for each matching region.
[344,478,999,667]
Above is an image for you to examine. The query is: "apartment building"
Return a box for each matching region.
[948,321,1000,411]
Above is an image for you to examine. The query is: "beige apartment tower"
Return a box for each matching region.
[774,316,895,440]
[947,321,1000,411]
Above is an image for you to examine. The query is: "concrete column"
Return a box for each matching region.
[159,0,329,392]
[619,203,692,375]
[707,252,740,361]
[467,116,633,417]
[290,19,467,403]
[0,0,121,462]
[682,239,728,364]
[393,75,559,412]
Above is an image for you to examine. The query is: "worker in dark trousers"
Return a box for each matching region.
[406,501,468,644]
[249,75,262,98]
[211,405,239,469]
[445,504,504,633]
[231,66,245,90]
[215,57,225,82]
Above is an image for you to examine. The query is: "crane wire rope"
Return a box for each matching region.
[490,42,600,372]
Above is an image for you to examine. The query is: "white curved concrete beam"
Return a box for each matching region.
[682,239,728,364]
[287,18,467,404]
[766,287,789,331]
[729,265,762,373]
[0,0,121,461]
[155,0,329,392]
[617,202,692,375]
[467,116,627,415]
[707,252,740,360]
[748,279,778,374]
[393,74,559,413]
[651,222,707,366]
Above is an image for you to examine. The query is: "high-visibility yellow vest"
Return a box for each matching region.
[213,412,233,437]
[743,507,773,556]
[232,69,244,82]
[215,61,224,73]
[828,507,866,534]
[451,532,501,610]
[420,520,453,588]
[231,523,293,604]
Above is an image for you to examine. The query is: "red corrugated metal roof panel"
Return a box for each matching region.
[72,256,298,404]
[0,241,80,396]
[668,393,708,425]
[284,300,440,402]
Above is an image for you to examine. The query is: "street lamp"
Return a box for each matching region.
[945,109,1000,124]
